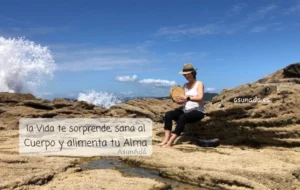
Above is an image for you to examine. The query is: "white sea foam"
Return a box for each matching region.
[77,90,123,108]
[0,37,55,93]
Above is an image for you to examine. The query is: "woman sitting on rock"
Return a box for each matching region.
[158,63,206,147]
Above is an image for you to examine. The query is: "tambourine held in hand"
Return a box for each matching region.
[170,86,185,102]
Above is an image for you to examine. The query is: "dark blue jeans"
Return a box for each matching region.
[164,109,205,136]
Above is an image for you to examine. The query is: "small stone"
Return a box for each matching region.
[218,103,224,108]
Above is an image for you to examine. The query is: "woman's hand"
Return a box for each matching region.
[175,95,187,104]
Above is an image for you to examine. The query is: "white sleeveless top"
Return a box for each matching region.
[182,81,206,113]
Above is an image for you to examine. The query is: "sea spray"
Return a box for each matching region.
[0,37,55,93]
[77,90,123,108]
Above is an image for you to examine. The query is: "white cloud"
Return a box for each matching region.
[120,91,133,95]
[250,26,268,33]
[247,4,277,21]
[274,27,284,31]
[115,75,138,82]
[49,42,155,72]
[153,4,278,39]
[226,4,278,34]
[258,5,277,14]
[0,15,30,24]
[166,35,181,42]
[205,88,217,93]
[166,51,208,62]
[284,1,300,15]
[139,79,176,87]
[250,23,282,33]
[231,3,247,13]
[58,57,150,71]
[0,26,68,37]
[35,92,54,98]
[155,24,218,38]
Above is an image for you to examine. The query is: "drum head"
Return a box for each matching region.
[170,86,185,102]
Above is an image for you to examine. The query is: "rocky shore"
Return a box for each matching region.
[1,63,300,189]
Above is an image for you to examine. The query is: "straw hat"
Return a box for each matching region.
[178,63,197,74]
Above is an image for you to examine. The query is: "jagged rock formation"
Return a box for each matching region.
[0,92,179,130]
[2,63,300,147]
[180,62,300,146]
[0,130,77,189]
[16,167,167,190]
[2,63,300,189]
[120,145,300,190]
[0,130,167,190]
[108,98,179,121]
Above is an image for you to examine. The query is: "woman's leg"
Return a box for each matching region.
[165,110,205,147]
[158,130,171,146]
[158,109,183,146]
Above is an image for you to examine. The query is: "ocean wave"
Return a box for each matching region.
[0,36,55,94]
[77,90,124,108]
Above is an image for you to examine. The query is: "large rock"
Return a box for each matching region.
[0,92,180,130]
[0,92,36,104]
[0,130,77,190]
[21,169,167,190]
[0,97,106,130]
[2,62,300,190]
[108,98,180,122]
[182,62,300,146]
[23,100,54,110]
[121,145,300,190]
[72,101,95,110]
[52,98,72,108]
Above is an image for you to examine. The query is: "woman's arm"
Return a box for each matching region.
[177,82,204,103]
[188,81,204,102]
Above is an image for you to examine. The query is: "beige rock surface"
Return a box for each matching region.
[0,130,167,190]
[0,93,179,130]
[121,145,300,190]
[1,63,300,189]
[17,169,167,190]
[0,130,78,190]
[107,98,180,122]
[180,63,300,146]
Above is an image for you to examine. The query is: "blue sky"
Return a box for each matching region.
[1,0,300,98]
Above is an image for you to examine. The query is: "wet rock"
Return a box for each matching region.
[22,169,167,190]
